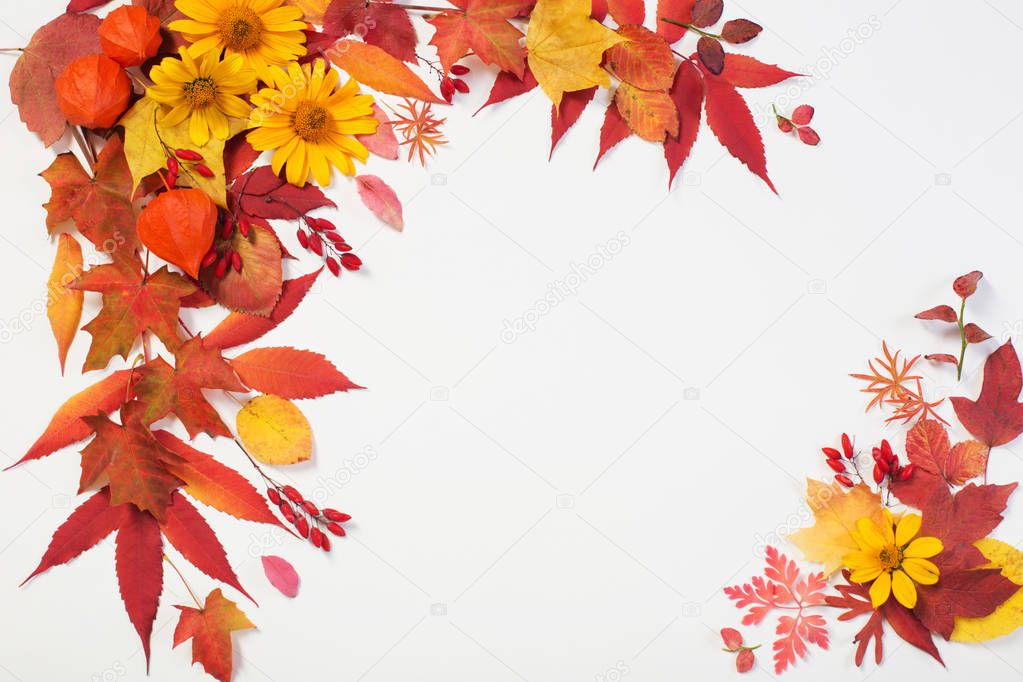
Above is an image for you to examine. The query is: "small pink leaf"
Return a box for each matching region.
[356,105,399,160]
[915,305,958,323]
[926,353,959,366]
[356,175,404,231]
[261,555,299,598]
[67,0,112,11]
[790,105,814,125]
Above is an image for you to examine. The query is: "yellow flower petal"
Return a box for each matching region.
[902,558,940,585]
[880,508,896,545]
[891,569,918,608]
[896,513,922,547]
[904,536,943,559]
[843,550,882,571]
[869,571,892,608]
[856,517,886,551]
[850,566,884,583]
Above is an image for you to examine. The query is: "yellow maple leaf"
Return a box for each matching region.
[286,0,329,24]
[525,0,624,107]
[789,479,884,576]
[118,98,246,208]
[952,539,1023,642]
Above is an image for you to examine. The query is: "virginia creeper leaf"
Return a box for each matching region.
[115,504,163,666]
[719,54,800,88]
[550,86,597,158]
[664,59,703,187]
[594,101,632,168]
[703,72,776,192]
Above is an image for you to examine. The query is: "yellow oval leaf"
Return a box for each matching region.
[236,395,312,465]
[47,233,84,373]
[952,538,1023,642]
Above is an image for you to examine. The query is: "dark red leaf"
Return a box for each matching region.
[690,0,722,27]
[703,74,776,192]
[954,270,983,298]
[950,341,1023,446]
[915,305,958,323]
[664,59,703,187]
[697,36,725,74]
[720,18,762,44]
[324,0,417,62]
[230,166,336,221]
[223,136,261,185]
[915,566,1018,640]
[881,601,943,665]
[797,126,820,146]
[204,269,322,349]
[116,505,163,667]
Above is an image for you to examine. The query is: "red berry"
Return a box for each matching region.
[873,463,885,484]
[321,534,331,552]
[294,516,310,538]
[899,463,916,481]
[323,509,351,523]
[231,250,242,272]
[341,253,362,271]
[834,474,854,487]
[336,242,353,252]
[310,527,323,548]
[326,257,340,277]
[278,500,296,522]
[452,78,469,93]
[825,458,845,473]
[822,447,841,460]
[195,163,214,178]
[876,457,889,474]
[296,229,309,249]
[327,522,346,537]
[325,231,345,244]
[450,64,470,75]
[167,156,179,175]
[841,433,853,459]
[238,218,251,237]
[309,232,323,256]
[166,170,178,188]
[310,217,336,231]
[175,148,202,161]
[221,219,234,240]
[440,77,455,102]
[880,440,894,462]
[201,248,218,269]
[214,255,229,278]
[301,500,319,516]
[283,485,302,503]
[266,488,281,505]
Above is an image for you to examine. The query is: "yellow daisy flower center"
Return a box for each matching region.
[293,101,331,142]
[878,545,902,570]
[218,7,264,52]
[183,77,218,108]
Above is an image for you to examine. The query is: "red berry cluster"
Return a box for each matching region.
[295,216,363,277]
[440,64,470,103]
[200,212,254,279]
[774,105,820,146]
[822,434,915,489]
[164,147,214,187]
[266,484,351,553]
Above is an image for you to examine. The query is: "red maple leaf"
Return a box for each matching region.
[950,341,1023,447]
[174,588,255,682]
[428,0,528,77]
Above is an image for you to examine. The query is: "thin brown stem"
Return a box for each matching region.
[70,126,95,171]
[164,554,203,609]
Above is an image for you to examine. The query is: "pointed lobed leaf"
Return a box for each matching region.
[174,589,255,682]
[427,0,528,77]
[950,341,1023,447]
[663,59,703,186]
[550,86,597,158]
[719,54,801,88]
[476,68,538,114]
[230,347,362,399]
[329,40,443,103]
[594,101,632,168]
[204,269,322,350]
[116,505,164,666]
[703,73,776,192]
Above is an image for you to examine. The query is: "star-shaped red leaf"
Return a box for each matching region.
[174,588,255,682]
[950,341,1023,447]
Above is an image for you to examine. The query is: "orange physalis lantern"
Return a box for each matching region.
[54,55,131,129]
[99,6,163,67]
[137,188,218,279]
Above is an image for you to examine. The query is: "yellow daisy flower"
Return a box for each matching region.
[169,0,307,78]
[147,47,256,146]
[844,509,943,609]
[247,59,378,187]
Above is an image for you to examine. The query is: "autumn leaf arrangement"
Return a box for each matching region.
[721,271,1023,675]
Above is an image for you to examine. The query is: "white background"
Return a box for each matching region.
[1,0,1023,680]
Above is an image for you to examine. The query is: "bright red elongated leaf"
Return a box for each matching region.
[657,0,695,43]
[204,270,322,350]
[69,0,114,10]
[594,101,632,168]
[116,505,163,666]
[22,488,127,584]
[10,369,138,468]
[10,13,101,146]
[174,589,255,682]
[161,492,252,602]
[230,166,336,221]
[427,0,527,77]
[605,25,674,90]
[261,555,299,597]
[954,270,983,298]
[476,68,538,113]
[703,74,776,192]
[154,431,286,530]
[915,305,958,323]
[325,0,417,63]
[356,175,404,231]
[881,601,943,665]
[964,323,992,343]
[950,341,1023,446]
[719,54,801,88]
[607,0,644,25]
[664,59,703,187]
[230,347,362,399]
[134,336,246,439]
[222,136,261,186]
[550,87,597,158]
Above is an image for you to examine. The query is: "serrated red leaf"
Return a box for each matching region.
[230,347,362,399]
[116,504,163,666]
[22,487,127,584]
[594,101,632,168]
[154,431,286,530]
[427,0,527,76]
[656,0,695,43]
[10,369,138,468]
[719,54,801,88]
[161,492,252,602]
[664,59,703,187]
[325,0,417,63]
[915,305,958,323]
[916,565,1018,640]
[950,341,1023,446]
[550,86,597,158]
[174,589,254,682]
[204,270,322,350]
[476,68,538,113]
[703,74,776,192]
[905,419,988,487]
[607,0,644,25]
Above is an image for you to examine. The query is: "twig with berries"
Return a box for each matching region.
[773,104,820,146]
[823,434,914,503]
[296,216,363,277]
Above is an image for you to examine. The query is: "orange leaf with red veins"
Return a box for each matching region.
[47,234,84,374]
[10,369,139,468]
[137,189,218,278]
[615,83,679,142]
[79,404,183,520]
[230,347,363,399]
[116,504,164,665]
[951,341,1023,447]
[199,224,283,316]
[905,419,988,487]
[427,0,528,77]
[329,40,444,103]
[22,487,127,585]
[161,492,252,602]
[174,589,255,682]
[10,13,101,146]
[703,73,775,192]
[663,58,703,186]
[135,336,246,438]
[204,269,322,350]
[605,26,674,90]
[155,430,286,529]
[719,54,800,88]
[40,135,139,260]
[71,259,196,371]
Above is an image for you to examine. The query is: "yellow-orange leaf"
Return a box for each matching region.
[236,395,312,465]
[174,588,255,682]
[789,479,884,576]
[525,0,625,107]
[614,83,678,142]
[286,0,330,23]
[329,40,443,104]
[47,233,84,373]
[952,539,1023,642]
